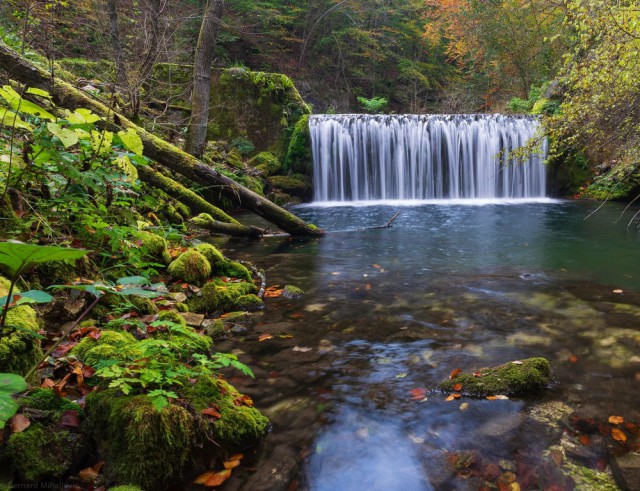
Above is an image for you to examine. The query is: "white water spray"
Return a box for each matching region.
[310,114,547,201]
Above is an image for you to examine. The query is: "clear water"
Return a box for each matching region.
[220,200,640,490]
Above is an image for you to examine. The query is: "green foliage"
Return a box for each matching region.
[0,372,27,429]
[0,241,87,279]
[357,96,388,114]
[230,137,255,156]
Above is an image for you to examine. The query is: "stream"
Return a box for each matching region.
[209,200,640,491]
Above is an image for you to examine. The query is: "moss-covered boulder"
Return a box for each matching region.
[7,389,85,483]
[284,114,312,175]
[234,294,264,311]
[189,281,258,314]
[132,230,172,265]
[283,285,304,300]
[71,330,142,366]
[86,376,268,490]
[194,243,225,270]
[249,151,282,176]
[167,250,212,286]
[436,357,553,397]
[0,277,43,375]
[269,174,312,201]
[218,260,252,282]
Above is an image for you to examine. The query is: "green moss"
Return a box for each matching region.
[436,357,552,397]
[167,250,212,286]
[284,114,312,175]
[283,285,304,299]
[71,330,141,367]
[218,260,252,282]
[0,196,24,235]
[0,277,43,375]
[7,423,83,483]
[85,390,201,490]
[157,310,187,328]
[109,486,144,491]
[234,294,264,311]
[204,319,226,339]
[189,281,258,314]
[194,243,225,269]
[128,296,159,315]
[269,174,312,200]
[249,151,282,175]
[183,377,268,446]
[160,203,185,224]
[175,302,189,312]
[132,231,172,265]
[21,388,83,419]
[563,462,620,490]
[103,317,147,333]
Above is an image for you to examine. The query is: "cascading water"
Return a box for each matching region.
[310,114,547,201]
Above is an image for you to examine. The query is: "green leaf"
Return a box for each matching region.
[117,276,151,286]
[0,373,28,395]
[117,128,144,156]
[0,85,55,121]
[46,122,79,148]
[76,108,101,124]
[0,289,53,309]
[149,394,169,411]
[0,397,19,430]
[0,241,88,278]
[0,108,33,130]
[26,87,52,99]
[91,130,113,155]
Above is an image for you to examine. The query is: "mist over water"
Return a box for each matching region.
[310,114,547,201]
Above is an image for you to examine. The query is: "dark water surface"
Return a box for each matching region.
[213,200,640,491]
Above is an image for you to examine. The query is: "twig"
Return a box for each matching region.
[367,211,400,230]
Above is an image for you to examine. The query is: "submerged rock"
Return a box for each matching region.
[283,285,304,300]
[436,357,553,397]
[611,452,640,491]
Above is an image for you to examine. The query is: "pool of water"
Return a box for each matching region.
[213,200,640,490]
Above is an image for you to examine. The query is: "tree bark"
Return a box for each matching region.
[0,42,323,237]
[106,0,130,90]
[190,212,265,237]
[184,0,224,157]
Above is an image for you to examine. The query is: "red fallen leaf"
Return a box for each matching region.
[201,407,222,419]
[445,395,455,401]
[60,410,80,429]
[258,333,273,342]
[410,388,427,400]
[224,459,241,469]
[181,283,189,289]
[579,434,591,445]
[70,326,101,340]
[53,373,71,397]
[139,314,158,323]
[194,471,216,484]
[289,313,304,319]
[9,414,30,433]
[596,458,608,471]
[233,395,254,407]
[82,365,96,379]
[204,469,232,487]
[452,383,462,391]
[568,355,578,363]
[549,449,563,466]
[625,421,639,434]
[41,378,56,389]
[599,423,612,436]
[481,463,501,481]
[228,453,244,461]
[486,396,497,401]
[612,428,627,442]
[473,371,483,377]
[78,461,104,481]
[449,368,462,379]
[51,341,78,358]
[609,415,624,425]
[452,393,462,400]
[264,286,284,298]
[72,363,85,386]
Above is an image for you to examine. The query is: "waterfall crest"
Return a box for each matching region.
[310,114,547,202]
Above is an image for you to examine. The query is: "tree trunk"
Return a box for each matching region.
[184,0,224,157]
[106,0,129,90]
[0,42,324,237]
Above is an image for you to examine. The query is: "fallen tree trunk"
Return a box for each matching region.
[137,166,264,237]
[0,43,324,237]
[190,212,265,237]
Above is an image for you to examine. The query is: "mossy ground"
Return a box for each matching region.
[131,230,172,265]
[189,280,258,314]
[437,357,552,397]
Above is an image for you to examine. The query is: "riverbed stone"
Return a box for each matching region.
[611,452,640,491]
[436,357,553,397]
[179,312,205,327]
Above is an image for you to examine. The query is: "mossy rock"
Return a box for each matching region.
[167,250,212,286]
[436,357,552,397]
[249,151,282,176]
[0,277,43,375]
[267,191,300,206]
[128,296,159,315]
[0,195,24,235]
[86,378,268,490]
[283,285,304,300]
[189,281,258,314]
[217,260,252,282]
[204,319,226,339]
[284,114,312,175]
[71,330,142,367]
[194,243,225,269]
[131,230,172,265]
[234,294,264,311]
[269,174,312,200]
[7,422,85,483]
[182,377,269,447]
[20,388,84,419]
[157,310,187,328]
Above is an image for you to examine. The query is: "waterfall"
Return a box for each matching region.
[310,114,547,201]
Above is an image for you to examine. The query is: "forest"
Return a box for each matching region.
[0,1,639,490]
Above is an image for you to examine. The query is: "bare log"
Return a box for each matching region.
[0,42,324,237]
